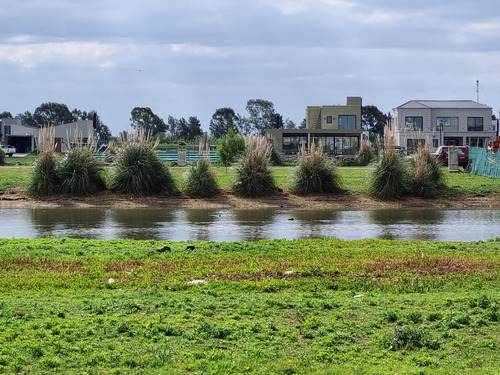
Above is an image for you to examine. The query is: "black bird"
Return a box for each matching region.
[157,246,171,253]
[288,218,294,221]
[186,245,195,251]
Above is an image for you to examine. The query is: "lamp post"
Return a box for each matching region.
[438,122,443,146]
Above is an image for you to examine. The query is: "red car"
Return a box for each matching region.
[433,146,468,167]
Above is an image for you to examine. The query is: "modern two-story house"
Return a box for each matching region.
[266,97,363,157]
[391,100,498,153]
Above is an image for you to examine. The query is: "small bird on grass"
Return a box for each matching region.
[157,246,171,253]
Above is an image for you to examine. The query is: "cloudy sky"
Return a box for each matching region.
[1,0,499,135]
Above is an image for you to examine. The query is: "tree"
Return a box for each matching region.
[284,118,297,129]
[209,108,238,139]
[243,99,276,135]
[0,111,13,119]
[187,116,202,141]
[33,102,74,125]
[362,105,387,135]
[216,128,245,170]
[17,111,37,127]
[130,107,167,136]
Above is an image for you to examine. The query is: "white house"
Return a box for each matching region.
[0,118,95,153]
[391,100,498,153]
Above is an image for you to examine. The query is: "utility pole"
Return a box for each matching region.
[476,80,479,103]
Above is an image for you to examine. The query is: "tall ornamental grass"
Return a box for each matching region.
[411,143,445,198]
[368,124,409,199]
[356,140,375,166]
[110,129,177,196]
[0,148,5,165]
[184,140,218,198]
[58,147,106,196]
[28,125,60,197]
[289,141,343,195]
[232,135,278,197]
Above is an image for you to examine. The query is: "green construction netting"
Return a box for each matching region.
[469,147,500,178]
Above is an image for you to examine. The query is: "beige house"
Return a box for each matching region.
[266,97,362,158]
[0,118,95,153]
[391,100,498,153]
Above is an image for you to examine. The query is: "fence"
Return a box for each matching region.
[469,147,500,178]
[94,150,219,163]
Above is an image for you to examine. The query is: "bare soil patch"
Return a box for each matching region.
[1,187,499,210]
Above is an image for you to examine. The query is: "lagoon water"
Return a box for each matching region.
[0,208,499,242]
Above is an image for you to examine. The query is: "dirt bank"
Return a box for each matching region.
[1,187,499,210]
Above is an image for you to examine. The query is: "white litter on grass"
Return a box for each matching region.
[353,294,364,298]
[187,279,208,285]
[108,278,115,284]
[284,270,297,275]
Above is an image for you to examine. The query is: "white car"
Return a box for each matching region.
[1,144,16,157]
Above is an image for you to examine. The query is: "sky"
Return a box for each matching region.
[1,0,500,135]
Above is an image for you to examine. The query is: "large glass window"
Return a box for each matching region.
[467,117,483,131]
[338,115,356,129]
[436,117,458,131]
[282,135,307,153]
[405,117,423,131]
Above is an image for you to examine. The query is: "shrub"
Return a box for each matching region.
[184,157,218,198]
[289,142,342,195]
[368,124,409,199]
[58,147,106,196]
[388,325,427,350]
[217,128,245,170]
[410,142,445,198]
[356,140,375,166]
[0,148,5,165]
[110,130,177,196]
[29,151,60,197]
[232,135,278,197]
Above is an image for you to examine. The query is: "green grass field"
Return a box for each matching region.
[0,237,499,374]
[2,158,500,196]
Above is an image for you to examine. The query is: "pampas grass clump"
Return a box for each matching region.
[110,129,177,196]
[289,141,342,195]
[411,143,445,198]
[58,147,106,196]
[356,140,375,166]
[184,140,218,198]
[368,124,410,199]
[28,125,60,197]
[232,135,278,197]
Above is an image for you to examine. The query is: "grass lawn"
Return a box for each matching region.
[0,237,499,374]
[2,157,500,197]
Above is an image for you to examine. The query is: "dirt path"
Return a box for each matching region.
[1,187,499,210]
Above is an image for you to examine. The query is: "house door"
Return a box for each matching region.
[54,138,62,152]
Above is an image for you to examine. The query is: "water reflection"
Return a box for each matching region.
[1,208,499,242]
[28,208,107,239]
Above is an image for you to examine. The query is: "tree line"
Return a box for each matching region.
[1,100,389,144]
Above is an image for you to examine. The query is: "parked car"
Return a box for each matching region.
[0,144,16,157]
[433,146,468,167]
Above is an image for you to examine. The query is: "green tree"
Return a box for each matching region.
[33,102,74,125]
[362,105,387,135]
[130,107,167,136]
[187,116,202,141]
[243,99,276,134]
[0,111,13,118]
[209,108,238,139]
[216,128,245,170]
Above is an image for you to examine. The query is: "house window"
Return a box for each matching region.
[405,117,423,131]
[467,117,483,131]
[326,116,333,124]
[338,115,356,129]
[436,117,458,131]
[4,125,11,135]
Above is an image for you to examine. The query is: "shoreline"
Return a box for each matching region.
[1,187,499,210]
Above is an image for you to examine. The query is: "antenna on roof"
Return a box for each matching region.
[476,80,479,103]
